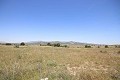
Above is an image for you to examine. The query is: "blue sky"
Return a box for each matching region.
[0,0,120,44]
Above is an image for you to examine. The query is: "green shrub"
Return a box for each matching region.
[85,45,91,48]
[105,45,108,48]
[48,70,72,80]
[47,43,52,46]
[64,45,68,48]
[47,60,57,67]
[20,42,25,46]
[54,43,60,47]
[61,45,68,48]
[5,43,12,45]
[58,72,72,80]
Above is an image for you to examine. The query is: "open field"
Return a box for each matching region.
[0,45,120,80]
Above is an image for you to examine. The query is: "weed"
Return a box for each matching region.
[47,60,57,67]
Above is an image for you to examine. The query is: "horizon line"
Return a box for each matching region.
[0,40,120,45]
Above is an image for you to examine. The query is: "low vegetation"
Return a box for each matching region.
[0,45,120,80]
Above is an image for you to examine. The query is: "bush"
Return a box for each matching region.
[54,43,60,47]
[117,51,120,54]
[115,45,120,48]
[85,45,91,48]
[5,43,12,45]
[105,45,108,48]
[118,45,120,48]
[100,50,107,53]
[20,42,25,46]
[40,44,42,46]
[61,45,68,48]
[115,45,117,48]
[64,45,68,48]
[98,46,100,48]
[47,43,52,46]
[47,60,57,67]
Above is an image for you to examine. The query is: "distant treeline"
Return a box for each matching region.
[0,42,25,46]
[0,42,120,48]
[45,43,68,48]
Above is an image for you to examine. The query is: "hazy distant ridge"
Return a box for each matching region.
[26,41,103,45]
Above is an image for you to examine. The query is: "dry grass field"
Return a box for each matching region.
[0,45,120,80]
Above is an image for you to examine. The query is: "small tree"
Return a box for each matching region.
[105,45,108,48]
[47,43,51,46]
[20,42,25,46]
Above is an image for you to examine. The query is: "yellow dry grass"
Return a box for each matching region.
[0,45,120,80]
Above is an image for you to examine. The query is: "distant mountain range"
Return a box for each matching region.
[26,41,102,45]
